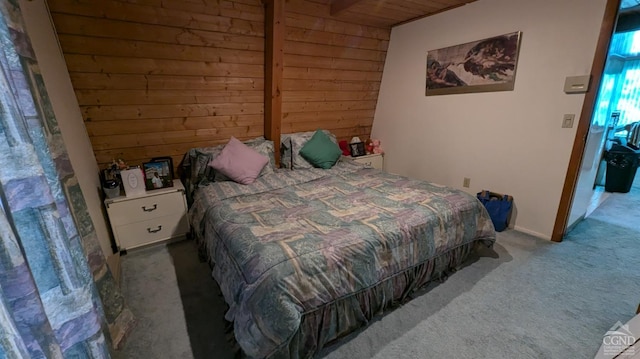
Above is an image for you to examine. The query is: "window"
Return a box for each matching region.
[596,30,640,138]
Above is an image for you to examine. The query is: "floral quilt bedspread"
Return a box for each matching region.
[189,161,495,358]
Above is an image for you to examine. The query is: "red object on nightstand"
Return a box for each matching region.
[339,140,350,156]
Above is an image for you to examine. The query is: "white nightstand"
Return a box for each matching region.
[104,179,189,253]
[348,153,384,170]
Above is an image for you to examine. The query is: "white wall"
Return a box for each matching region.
[19,0,114,256]
[372,0,607,239]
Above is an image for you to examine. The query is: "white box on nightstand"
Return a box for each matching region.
[104,179,189,253]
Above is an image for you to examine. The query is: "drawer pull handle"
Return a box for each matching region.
[142,204,157,212]
[147,226,162,233]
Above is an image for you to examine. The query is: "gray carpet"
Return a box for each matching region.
[114,185,640,359]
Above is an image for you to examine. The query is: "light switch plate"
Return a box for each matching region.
[562,114,575,128]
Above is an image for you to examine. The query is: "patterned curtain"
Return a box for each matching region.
[0,1,134,357]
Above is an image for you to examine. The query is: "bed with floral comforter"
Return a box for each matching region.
[189,160,495,358]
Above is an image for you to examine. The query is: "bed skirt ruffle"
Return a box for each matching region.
[225,238,493,359]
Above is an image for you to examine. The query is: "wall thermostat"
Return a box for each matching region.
[564,75,591,93]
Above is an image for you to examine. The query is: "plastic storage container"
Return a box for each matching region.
[103,179,121,199]
[604,144,640,193]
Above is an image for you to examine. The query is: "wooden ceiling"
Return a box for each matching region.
[325,0,478,28]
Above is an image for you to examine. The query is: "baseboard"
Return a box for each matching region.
[513,226,551,240]
[106,253,121,286]
[565,214,585,234]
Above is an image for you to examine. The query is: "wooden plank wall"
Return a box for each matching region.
[48,0,390,171]
[282,0,389,141]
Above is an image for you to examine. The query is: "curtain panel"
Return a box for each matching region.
[0,1,134,357]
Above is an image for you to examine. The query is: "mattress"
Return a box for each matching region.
[189,160,495,358]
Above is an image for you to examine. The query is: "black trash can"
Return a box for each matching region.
[604,144,640,193]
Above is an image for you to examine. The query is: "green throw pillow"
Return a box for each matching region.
[299,130,342,169]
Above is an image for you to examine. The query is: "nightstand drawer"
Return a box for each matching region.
[106,191,184,225]
[351,154,383,170]
[114,213,189,250]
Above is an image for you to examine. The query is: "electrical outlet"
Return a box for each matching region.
[562,114,575,128]
[463,177,471,188]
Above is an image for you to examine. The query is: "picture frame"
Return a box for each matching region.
[150,156,174,178]
[142,160,173,191]
[426,31,522,96]
[349,142,366,157]
[120,167,146,197]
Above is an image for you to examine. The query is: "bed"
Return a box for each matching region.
[185,135,496,359]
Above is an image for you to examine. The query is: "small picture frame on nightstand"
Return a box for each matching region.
[143,160,173,191]
[349,142,365,157]
[150,156,174,178]
[120,167,146,197]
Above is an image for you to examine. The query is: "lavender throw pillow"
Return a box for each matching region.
[210,137,269,185]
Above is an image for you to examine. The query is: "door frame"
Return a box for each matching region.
[551,0,621,242]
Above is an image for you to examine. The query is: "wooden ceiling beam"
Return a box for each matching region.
[330,0,363,16]
[264,0,284,166]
